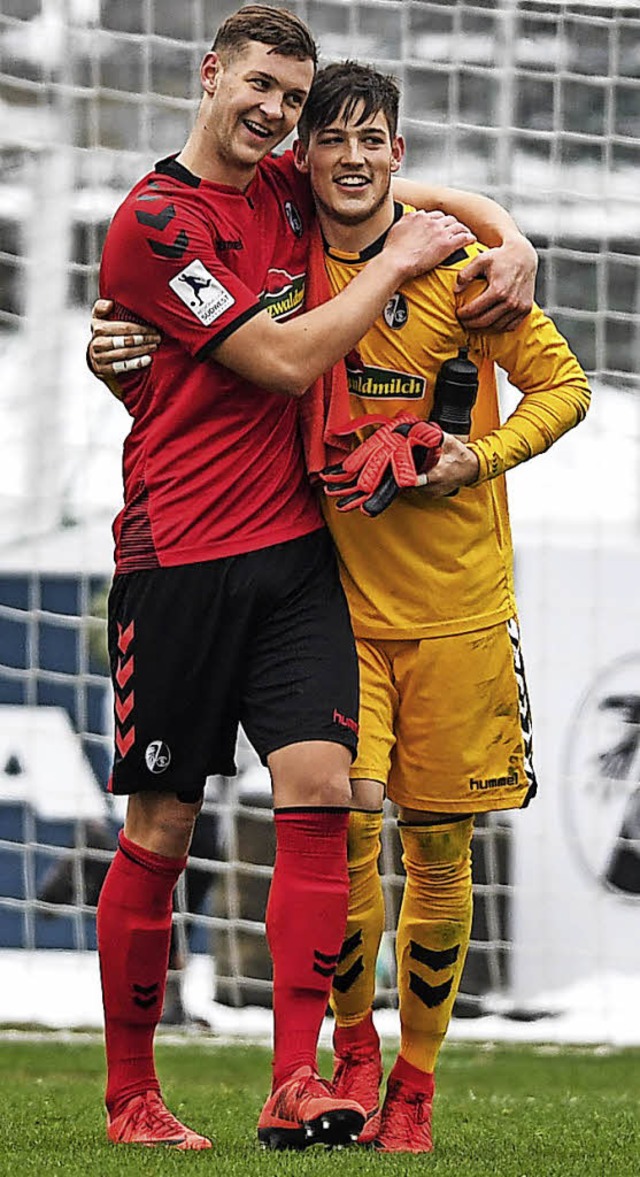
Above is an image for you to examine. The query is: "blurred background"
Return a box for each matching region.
[0,0,639,1043]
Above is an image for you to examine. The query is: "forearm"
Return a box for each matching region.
[393,179,525,248]
[468,378,591,482]
[217,250,408,396]
[92,212,475,391]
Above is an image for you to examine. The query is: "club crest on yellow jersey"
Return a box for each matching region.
[383,292,409,330]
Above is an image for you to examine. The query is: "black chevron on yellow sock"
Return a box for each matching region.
[409,941,460,971]
[409,970,454,1009]
[331,809,384,1028]
[332,956,365,993]
[338,929,363,962]
[396,817,474,1072]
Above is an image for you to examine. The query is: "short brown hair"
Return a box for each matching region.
[298,61,400,144]
[212,5,317,66]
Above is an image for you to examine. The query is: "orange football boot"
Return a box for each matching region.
[375,1061,435,1153]
[331,1013,383,1144]
[257,1064,365,1149]
[107,1090,212,1150]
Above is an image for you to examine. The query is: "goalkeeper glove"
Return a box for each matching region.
[321,412,443,517]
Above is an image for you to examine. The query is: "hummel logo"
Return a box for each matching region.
[469,771,519,792]
[215,237,243,251]
[332,708,359,736]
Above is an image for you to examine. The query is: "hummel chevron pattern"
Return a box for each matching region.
[148,230,189,260]
[332,959,364,993]
[132,981,159,1010]
[135,197,190,259]
[114,621,135,761]
[115,659,133,689]
[507,618,536,787]
[115,691,134,724]
[135,203,176,231]
[332,929,364,993]
[338,930,363,961]
[313,948,340,978]
[409,971,453,1009]
[116,727,135,758]
[410,941,459,970]
[408,939,459,1009]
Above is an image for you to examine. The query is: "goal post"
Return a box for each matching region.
[0,0,639,1043]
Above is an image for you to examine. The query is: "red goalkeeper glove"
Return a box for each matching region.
[320,412,443,517]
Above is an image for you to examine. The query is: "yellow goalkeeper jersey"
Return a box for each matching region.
[322,203,591,639]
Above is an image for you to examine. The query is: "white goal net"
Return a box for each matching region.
[1,0,639,1043]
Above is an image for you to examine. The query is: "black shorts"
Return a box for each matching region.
[107,528,359,799]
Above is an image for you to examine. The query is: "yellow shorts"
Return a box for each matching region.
[352,618,537,814]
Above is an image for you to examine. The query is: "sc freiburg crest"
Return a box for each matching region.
[284,200,303,238]
[384,293,408,330]
[562,653,640,898]
[145,740,171,774]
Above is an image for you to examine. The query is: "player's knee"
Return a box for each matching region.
[284,764,353,808]
[305,766,353,808]
[399,813,474,873]
[269,741,354,808]
[160,795,202,841]
[125,791,200,856]
[351,777,385,810]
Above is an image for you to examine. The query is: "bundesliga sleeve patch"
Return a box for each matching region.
[169,258,235,325]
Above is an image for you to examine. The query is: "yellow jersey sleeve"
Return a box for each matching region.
[466,304,591,483]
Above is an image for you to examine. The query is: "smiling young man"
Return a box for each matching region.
[292,61,591,1153]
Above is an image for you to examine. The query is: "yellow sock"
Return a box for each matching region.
[331,809,384,1028]
[396,817,474,1073]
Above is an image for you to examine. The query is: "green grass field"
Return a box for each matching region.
[0,1037,637,1177]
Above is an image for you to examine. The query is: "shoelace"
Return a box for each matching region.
[296,1074,332,1101]
[382,1081,431,1130]
[333,1053,380,1099]
[126,1093,186,1140]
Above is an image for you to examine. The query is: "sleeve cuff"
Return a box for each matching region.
[466,441,500,485]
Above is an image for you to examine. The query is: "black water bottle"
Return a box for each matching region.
[430,346,479,440]
[426,347,479,497]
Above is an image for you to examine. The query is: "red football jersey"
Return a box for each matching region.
[99,151,323,572]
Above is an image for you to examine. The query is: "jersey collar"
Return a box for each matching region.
[323,200,405,264]
[154,153,260,202]
[155,155,201,188]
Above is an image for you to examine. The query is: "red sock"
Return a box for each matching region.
[391,1054,435,1096]
[334,1010,380,1057]
[96,831,186,1116]
[266,809,349,1090]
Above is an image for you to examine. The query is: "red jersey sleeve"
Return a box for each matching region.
[100,182,263,358]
